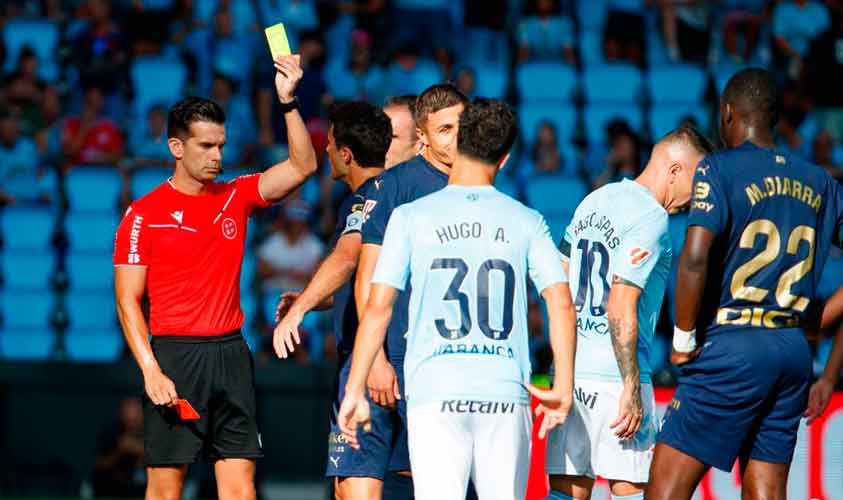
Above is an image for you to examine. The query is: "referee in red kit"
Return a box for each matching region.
[112,55,316,500]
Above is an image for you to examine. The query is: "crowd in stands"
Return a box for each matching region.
[2,0,843,379]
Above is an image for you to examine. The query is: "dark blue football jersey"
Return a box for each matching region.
[688,142,843,336]
[360,156,449,367]
[332,176,376,357]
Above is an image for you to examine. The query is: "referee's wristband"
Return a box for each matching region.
[673,326,697,353]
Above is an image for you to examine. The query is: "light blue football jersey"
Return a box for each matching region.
[372,185,567,407]
[561,179,671,384]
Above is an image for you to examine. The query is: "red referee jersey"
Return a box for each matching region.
[113,174,271,336]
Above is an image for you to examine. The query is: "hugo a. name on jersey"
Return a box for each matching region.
[372,185,566,407]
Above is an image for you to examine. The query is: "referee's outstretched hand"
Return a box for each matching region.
[527,384,572,440]
[337,391,371,450]
[145,368,178,407]
[274,307,303,359]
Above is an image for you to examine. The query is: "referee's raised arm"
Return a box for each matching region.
[257,55,318,204]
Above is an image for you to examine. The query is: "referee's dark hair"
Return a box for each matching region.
[721,68,780,130]
[328,101,392,168]
[457,98,518,165]
[168,97,226,139]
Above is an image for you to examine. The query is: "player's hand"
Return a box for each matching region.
[611,382,642,440]
[670,348,700,366]
[367,356,400,409]
[273,54,303,104]
[275,290,301,324]
[805,376,835,424]
[527,384,572,439]
[144,368,178,407]
[337,390,372,450]
[273,307,303,359]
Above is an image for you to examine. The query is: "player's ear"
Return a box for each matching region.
[668,162,681,180]
[416,125,428,147]
[340,145,354,167]
[168,137,184,160]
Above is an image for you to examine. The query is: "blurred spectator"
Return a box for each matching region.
[463,0,509,64]
[91,398,145,498]
[604,0,646,65]
[257,201,325,291]
[777,83,820,158]
[72,0,128,93]
[128,104,170,163]
[591,120,642,188]
[389,0,451,60]
[659,1,711,64]
[773,0,830,77]
[3,47,51,137]
[812,130,843,178]
[517,0,575,64]
[805,9,843,142]
[61,85,124,166]
[455,66,477,98]
[519,121,566,189]
[324,29,386,104]
[383,94,419,168]
[721,0,766,63]
[0,109,50,205]
[124,0,173,57]
[384,44,441,96]
[210,73,256,166]
[257,0,319,48]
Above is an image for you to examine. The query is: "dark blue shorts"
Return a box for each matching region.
[325,356,410,479]
[658,329,811,472]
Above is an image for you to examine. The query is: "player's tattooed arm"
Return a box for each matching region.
[607,278,643,439]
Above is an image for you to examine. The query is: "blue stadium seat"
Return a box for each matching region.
[577,0,608,30]
[65,329,124,363]
[584,104,643,144]
[474,64,509,99]
[647,65,708,105]
[524,178,587,234]
[66,293,117,330]
[2,20,60,81]
[516,63,577,103]
[583,64,642,103]
[67,252,113,292]
[65,167,122,213]
[647,30,671,67]
[1,250,53,290]
[519,103,577,147]
[818,253,843,300]
[131,56,187,118]
[384,59,444,96]
[241,251,257,292]
[0,290,53,329]
[0,329,55,360]
[649,105,710,140]
[66,213,119,253]
[130,167,169,200]
[579,30,605,66]
[0,207,55,251]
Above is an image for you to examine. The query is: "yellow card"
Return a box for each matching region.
[264,22,292,59]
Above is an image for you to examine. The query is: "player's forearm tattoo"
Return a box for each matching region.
[608,316,640,385]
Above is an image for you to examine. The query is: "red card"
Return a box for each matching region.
[175,399,200,421]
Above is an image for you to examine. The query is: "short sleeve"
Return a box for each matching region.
[372,207,412,291]
[234,173,272,214]
[113,205,151,266]
[614,213,667,289]
[361,175,397,246]
[559,221,574,261]
[528,213,568,292]
[687,159,728,236]
[341,193,366,236]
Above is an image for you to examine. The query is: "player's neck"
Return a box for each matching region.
[634,171,667,208]
[422,149,452,176]
[448,158,496,187]
[170,167,211,196]
[739,128,776,149]
[349,164,383,191]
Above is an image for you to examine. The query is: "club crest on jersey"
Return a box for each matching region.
[362,200,377,222]
[628,246,650,267]
[170,210,184,224]
[222,217,237,240]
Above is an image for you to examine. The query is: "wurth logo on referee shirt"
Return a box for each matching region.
[628,246,651,267]
[128,215,144,264]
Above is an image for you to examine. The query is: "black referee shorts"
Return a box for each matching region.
[144,331,263,466]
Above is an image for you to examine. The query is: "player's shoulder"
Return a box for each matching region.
[128,181,172,213]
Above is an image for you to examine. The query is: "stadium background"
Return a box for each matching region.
[1,0,842,498]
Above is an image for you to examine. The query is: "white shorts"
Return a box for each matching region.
[545,379,657,483]
[407,400,531,500]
